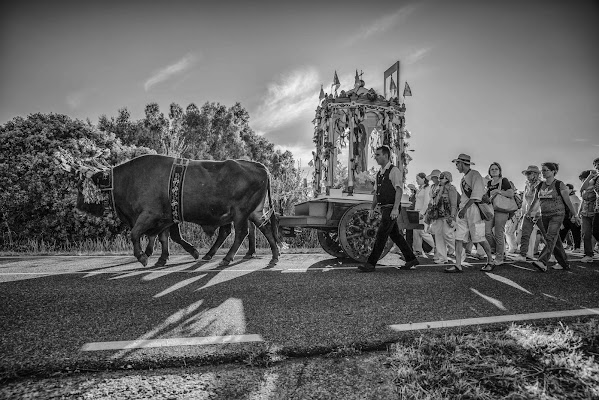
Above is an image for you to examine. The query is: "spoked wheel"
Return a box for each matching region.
[338,203,393,263]
[317,230,348,259]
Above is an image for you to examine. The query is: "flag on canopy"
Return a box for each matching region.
[319,85,325,100]
[389,77,397,95]
[333,71,340,90]
[403,82,412,97]
[355,70,360,85]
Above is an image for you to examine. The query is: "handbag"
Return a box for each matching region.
[476,202,494,221]
[492,194,518,213]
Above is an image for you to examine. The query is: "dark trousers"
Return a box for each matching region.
[559,217,581,249]
[519,216,546,257]
[368,207,416,266]
[581,213,599,256]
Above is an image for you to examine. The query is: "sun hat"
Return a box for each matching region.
[439,171,453,183]
[521,165,540,175]
[426,169,441,180]
[451,153,474,165]
[407,184,416,191]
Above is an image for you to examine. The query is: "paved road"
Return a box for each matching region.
[1,251,598,378]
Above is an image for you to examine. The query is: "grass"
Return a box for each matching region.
[387,319,599,399]
[0,222,321,256]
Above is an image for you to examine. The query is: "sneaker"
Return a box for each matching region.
[461,251,467,264]
[551,264,570,270]
[531,261,547,272]
[512,254,527,262]
[400,259,419,270]
[434,259,448,264]
[581,256,594,263]
[494,258,504,266]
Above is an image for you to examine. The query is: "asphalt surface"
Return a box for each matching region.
[1,251,598,379]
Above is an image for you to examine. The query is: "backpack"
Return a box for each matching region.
[509,181,523,209]
[553,179,570,219]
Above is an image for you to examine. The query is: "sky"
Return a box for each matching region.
[1,0,598,190]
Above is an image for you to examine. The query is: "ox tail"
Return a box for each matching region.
[266,173,282,245]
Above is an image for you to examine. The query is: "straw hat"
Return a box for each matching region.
[426,169,441,180]
[439,171,453,183]
[521,165,540,175]
[451,153,474,165]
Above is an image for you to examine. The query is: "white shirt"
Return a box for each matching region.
[415,185,431,214]
[378,162,402,189]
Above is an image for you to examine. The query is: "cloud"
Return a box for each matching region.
[144,53,198,91]
[66,91,85,109]
[251,66,320,132]
[66,88,98,109]
[344,5,416,46]
[405,47,431,65]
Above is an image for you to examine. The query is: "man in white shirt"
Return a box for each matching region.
[445,154,494,273]
[359,146,418,272]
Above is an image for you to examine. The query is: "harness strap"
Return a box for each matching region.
[97,168,117,219]
[169,158,190,223]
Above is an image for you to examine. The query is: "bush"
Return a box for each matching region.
[0,113,154,246]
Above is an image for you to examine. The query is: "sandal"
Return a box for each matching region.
[480,263,495,272]
[444,266,463,273]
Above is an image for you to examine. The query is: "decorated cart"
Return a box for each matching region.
[279,62,423,262]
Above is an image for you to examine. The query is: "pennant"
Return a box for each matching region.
[333,71,340,90]
[355,69,360,85]
[319,85,325,100]
[403,82,412,97]
[389,77,397,95]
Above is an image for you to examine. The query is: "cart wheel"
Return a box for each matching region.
[338,203,393,263]
[317,230,348,259]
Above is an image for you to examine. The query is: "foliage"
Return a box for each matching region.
[1,100,312,250]
[0,113,154,246]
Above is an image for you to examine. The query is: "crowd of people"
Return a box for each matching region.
[358,146,599,273]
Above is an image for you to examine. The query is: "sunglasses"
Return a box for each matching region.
[439,175,446,179]
[525,171,536,175]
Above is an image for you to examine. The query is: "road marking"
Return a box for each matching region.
[389,308,599,332]
[81,334,263,351]
[471,288,507,310]
[508,263,534,271]
[485,272,532,294]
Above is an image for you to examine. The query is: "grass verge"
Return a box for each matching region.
[387,319,599,399]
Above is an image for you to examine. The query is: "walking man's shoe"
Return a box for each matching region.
[581,255,594,263]
[358,263,376,273]
[400,259,419,270]
[511,254,527,262]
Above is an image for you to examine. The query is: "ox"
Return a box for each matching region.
[71,154,280,267]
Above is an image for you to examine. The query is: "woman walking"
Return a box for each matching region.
[513,165,545,262]
[580,157,599,260]
[578,170,597,263]
[486,162,515,265]
[413,172,435,256]
[528,162,581,272]
[559,184,582,252]
[429,171,458,264]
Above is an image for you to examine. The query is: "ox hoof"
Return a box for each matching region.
[191,249,200,260]
[219,259,231,267]
[243,253,256,260]
[268,259,279,267]
[154,258,168,268]
[138,254,148,267]
[201,254,213,261]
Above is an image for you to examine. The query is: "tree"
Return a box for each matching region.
[0,113,153,246]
